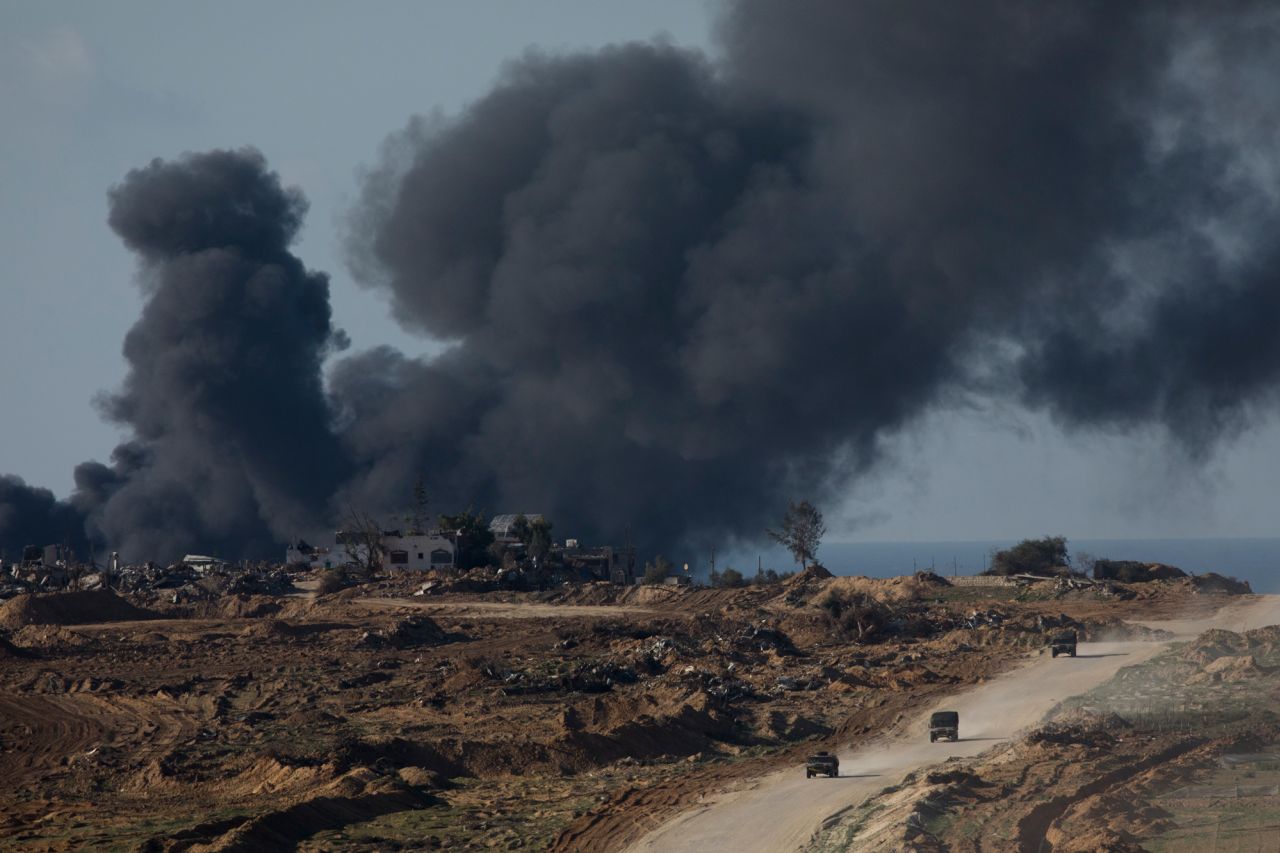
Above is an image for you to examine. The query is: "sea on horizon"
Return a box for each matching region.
[714,537,1280,594]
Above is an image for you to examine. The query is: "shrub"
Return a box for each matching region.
[316,568,350,595]
[641,555,674,585]
[718,567,746,588]
[815,588,890,641]
[985,536,1070,576]
[752,568,794,585]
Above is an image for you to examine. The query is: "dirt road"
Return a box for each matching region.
[627,595,1280,853]
[364,598,665,619]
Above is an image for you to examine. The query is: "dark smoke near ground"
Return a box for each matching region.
[41,150,350,562]
[4,0,1280,562]
[0,476,88,560]
[340,2,1280,554]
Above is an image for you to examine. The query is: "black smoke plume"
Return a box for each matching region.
[0,476,88,562]
[342,2,1280,554]
[71,149,351,560]
[5,1,1280,562]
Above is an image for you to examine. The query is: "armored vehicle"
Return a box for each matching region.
[805,751,839,778]
[1049,630,1078,658]
[929,710,959,742]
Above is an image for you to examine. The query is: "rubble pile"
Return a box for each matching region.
[360,615,452,649]
[0,563,1239,852]
[1092,560,1188,582]
[0,557,296,611]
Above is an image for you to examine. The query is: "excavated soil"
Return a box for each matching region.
[0,573,1240,851]
[810,621,1280,852]
[0,590,157,628]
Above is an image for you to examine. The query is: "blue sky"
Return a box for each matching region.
[3,1,1280,544]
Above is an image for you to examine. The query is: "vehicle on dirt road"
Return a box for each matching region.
[805,752,839,778]
[929,710,959,742]
[1049,630,1078,658]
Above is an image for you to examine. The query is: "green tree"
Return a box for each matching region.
[717,567,746,588]
[985,536,1070,576]
[642,554,673,585]
[768,500,826,571]
[528,518,554,564]
[510,514,532,547]
[438,508,496,570]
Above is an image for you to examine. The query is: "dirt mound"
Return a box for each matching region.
[180,769,434,851]
[821,573,947,603]
[1182,629,1250,664]
[9,624,90,648]
[0,590,155,629]
[1190,572,1252,595]
[218,595,284,619]
[361,615,450,649]
[1189,654,1265,684]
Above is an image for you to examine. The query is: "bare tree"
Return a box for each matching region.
[768,500,826,571]
[340,507,385,577]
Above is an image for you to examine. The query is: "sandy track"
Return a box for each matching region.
[363,598,665,619]
[627,595,1280,853]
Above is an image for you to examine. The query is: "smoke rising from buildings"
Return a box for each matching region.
[14,149,353,562]
[4,1,1280,562]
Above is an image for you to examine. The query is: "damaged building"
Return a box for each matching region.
[561,543,637,585]
[287,530,456,572]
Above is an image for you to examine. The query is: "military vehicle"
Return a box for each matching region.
[805,751,839,778]
[929,710,959,742]
[1049,630,1078,658]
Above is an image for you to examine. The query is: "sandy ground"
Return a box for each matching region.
[627,594,1280,853]
[363,597,665,618]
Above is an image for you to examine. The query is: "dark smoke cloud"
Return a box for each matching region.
[5,1,1280,563]
[0,476,87,561]
[342,2,1280,555]
[71,149,351,560]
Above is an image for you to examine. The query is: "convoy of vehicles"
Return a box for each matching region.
[806,629,1083,778]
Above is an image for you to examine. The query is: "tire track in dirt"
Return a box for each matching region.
[621,595,1280,853]
[0,691,203,785]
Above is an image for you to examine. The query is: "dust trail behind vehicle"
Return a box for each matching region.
[627,595,1280,853]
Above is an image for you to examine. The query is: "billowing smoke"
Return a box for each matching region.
[0,476,88,561]
[340,1,1280,553]
[5,1,1280,562]
[70,149,351,560]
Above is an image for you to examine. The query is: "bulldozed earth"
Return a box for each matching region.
[808,619,1280,852]
[0,568,1255,851]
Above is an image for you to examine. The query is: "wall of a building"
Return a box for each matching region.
[383,534,455,571]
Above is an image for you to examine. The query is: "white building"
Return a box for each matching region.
[287,531,456,572]
[285,540,340,570]
[381,532,455,571]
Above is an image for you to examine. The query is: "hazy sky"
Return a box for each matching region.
[3,1,1279,544]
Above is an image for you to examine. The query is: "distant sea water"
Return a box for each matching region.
[719,538,1280,594]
